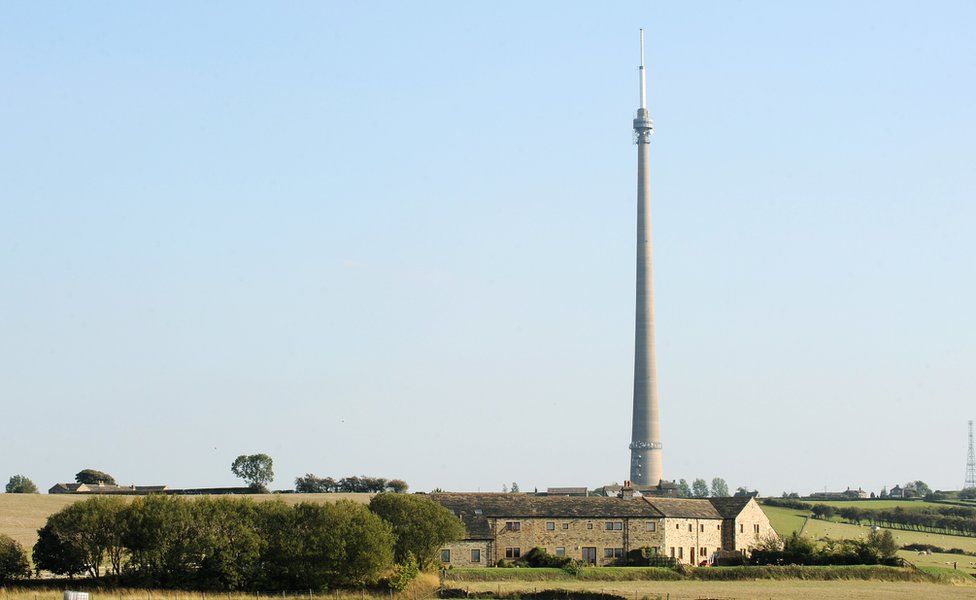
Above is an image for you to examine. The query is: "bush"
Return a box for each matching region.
[387,552,419,592]
[0,535,30,583]
[514,547,570,568]
[761,498,811,511]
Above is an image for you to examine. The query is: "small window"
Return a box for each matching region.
[688,524,692,532]
[678,547,683,559]
[700,524,704,532]
[587,522,593,529]
[555,547,565,557]
[754,524,760,534]
[614,522,623,530]
[740,524,744,533]
[505,521,521,532]
[441,549,451,563]
[546,521,555,531]
[604,548,614,558]
[670,547,675,558]
[471,549,481,563]
[675,523,680,530]
[505,547,521,558]
[718,524,722,530]
[613,548,624,558]
[605,522,613,530]
[645,521,656,532]
[562,522,569,529]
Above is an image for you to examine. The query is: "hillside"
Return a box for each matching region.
[0,492,373,550]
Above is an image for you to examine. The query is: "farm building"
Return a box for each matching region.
[430,488,775,567]
[48,483,167,494]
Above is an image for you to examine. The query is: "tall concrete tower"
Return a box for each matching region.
[629,29,663,486]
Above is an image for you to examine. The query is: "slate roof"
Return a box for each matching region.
[707,497,754,519]
[641,497,723,519]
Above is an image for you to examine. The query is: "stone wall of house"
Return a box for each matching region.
[439,540,491,568]
[731,500,778,553]
[660,518,724,564]
[488,517,666,566]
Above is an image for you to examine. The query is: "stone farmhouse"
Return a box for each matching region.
[431,491,775,567]
[48,483,168,494]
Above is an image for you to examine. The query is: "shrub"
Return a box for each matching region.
[761,498,811,510]
[0,535,30,583]
[516,547,570,568]
[387,552,419,592]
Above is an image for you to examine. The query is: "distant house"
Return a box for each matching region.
[734,489,760,498]
[48,482,167,495]
[889,485,905,498]
[544,487,589,497]
[808,487,868,500]
[596,480,680,498]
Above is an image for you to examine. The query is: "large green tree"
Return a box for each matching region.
[231,454,274,491]
[0,534,30,583]
[691,478,710,498]
[676,479,691,498]
[710,478,729,497]
[368,493,466,570]
[32,498,124,579]
[75,469,116,485]
[5,475,37,494]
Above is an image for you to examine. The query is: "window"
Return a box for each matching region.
[718,524,722,530]
[505,521,521,532]
[740,524,744,533]
[605,522,613,530]
[555,547,565,557]
[675,523,680,529]
[587,522,593,529]
[441,549,451,563]
[700,547,706,557]
[470,549,481,562]
[688,524,692,532]
[546,521,555,531]
[645,521,656,532]
[604,548,614,558]
[700,524,704,532]
[562,523,569,530]
[505,547,521,559]
[754,524,760,534]
[670,547,675,558]
[678,547,683,559]
[604,548,624,559]
[614,522,623,530]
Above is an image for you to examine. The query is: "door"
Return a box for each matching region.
[582,547,597,564]
[690,547,696,564]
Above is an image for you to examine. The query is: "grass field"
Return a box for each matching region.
[0,493,373,550]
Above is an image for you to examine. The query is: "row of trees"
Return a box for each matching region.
[674,477,730,498]
[295,475,408,494]
[813,503,976,537]
[29,493,463,590]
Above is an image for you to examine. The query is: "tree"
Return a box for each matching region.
[386,479,409,493]
[33,496,126,579]
[960,488,976,500]
[691,478,710,498]
[907,480,932,497]
[710,478,729,498]
[369,493,466,571]
[295,474,337,493]
[510,482,520,493]
[75,469,116,485]
[5,475,37,494]
[33,522,87,578]
[231,454,274,491]
[676,479,691,498]
[0,534,30,583]
[865,529,898,560]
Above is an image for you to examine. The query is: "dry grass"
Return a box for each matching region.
[0,493,373,550]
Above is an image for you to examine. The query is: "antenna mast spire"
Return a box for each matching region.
[966,420,976,490]
[639,28,647,109]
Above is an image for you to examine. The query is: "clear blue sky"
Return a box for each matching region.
[2,2,974,496]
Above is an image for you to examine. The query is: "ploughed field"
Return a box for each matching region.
[0,492,373,550]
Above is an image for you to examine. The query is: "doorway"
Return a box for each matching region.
[581,547,597,564]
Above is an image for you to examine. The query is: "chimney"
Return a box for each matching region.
[621,480,636,499]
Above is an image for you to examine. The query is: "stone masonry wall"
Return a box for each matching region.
[660,517,724,565]
[732,499,778,553]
